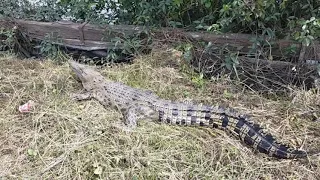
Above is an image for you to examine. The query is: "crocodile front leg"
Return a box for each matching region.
[70,91,93,101]
[124,107,139,128]
[110,106,141,132]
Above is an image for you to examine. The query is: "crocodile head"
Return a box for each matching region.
[69,60,105,90]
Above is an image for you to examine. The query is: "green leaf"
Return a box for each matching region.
[27,149,37,157]
[302,37,311,46]
[205,2,211,8]
[223,90,232,98]
[173,0,182,7]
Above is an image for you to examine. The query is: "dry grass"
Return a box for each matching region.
[0,50,319,179]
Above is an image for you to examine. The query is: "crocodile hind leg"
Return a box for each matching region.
[124,105,158,129]
[112,106,146,132]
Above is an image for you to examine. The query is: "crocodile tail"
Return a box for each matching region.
[221,114,307,158]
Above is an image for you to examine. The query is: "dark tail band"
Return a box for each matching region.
[232,116,307,159]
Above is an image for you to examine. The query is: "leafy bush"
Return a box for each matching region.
[218,0,319,39]
[107,0,224,27]
[1,0,319,41]
[0,27,15,51]
[0,0,64,21]
[57,0,115,24]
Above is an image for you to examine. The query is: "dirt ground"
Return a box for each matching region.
[0,50,319,179]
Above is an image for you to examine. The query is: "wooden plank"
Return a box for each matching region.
[15,19,146,42]
[0,19,319,61]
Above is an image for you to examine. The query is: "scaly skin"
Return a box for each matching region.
[69,60,308,159]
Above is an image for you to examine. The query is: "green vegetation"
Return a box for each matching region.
[1,0,319,40]
[0,27,15,52]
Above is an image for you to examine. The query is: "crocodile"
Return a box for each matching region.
[69,60,309,159]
